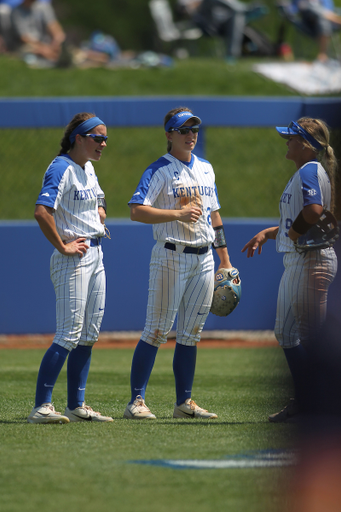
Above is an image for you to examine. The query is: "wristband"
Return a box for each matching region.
[291,211,315,235]
[213,225,227,249]
[98,197,107,213]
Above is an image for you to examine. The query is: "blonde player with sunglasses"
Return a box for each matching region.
[124,106,236,420]
[27,112,113,424]
[242,117,338,423]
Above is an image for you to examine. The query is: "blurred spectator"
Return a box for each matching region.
[0,0,51,54]
[1,1,169,69]
[186,0,268,60]
[278,0,341,62]
[8,0,66,65]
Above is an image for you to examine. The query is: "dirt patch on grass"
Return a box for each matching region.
[0,331,278,349]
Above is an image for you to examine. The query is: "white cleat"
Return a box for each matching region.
[64,402,113,422]
[123,395,156,419]
[27,403,70,424]
[173,398,218,419]
[268,398,301,423]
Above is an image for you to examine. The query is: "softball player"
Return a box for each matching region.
[124,106,235,420]
[28,112,113,423]
[242,117,338,422]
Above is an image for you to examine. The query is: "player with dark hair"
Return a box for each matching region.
[242,117,338,422]
[27,112,113,423]
[124,106,237,420]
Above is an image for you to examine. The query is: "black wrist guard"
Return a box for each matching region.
[98,197,107,213]
[292,211,315,235]
[213,225,227,249]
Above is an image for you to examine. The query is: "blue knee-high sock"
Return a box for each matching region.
[173,343,197,406]
[129,339,158,403]
[283,344,308,406]
[35,343,69,407]
[67,345,92,409]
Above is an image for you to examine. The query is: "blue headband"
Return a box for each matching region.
[165,112,202,132]
[275,121,323,151]
[69,117,106,144]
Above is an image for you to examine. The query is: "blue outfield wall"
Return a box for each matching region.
[1,219,340,335]
[1,96,341,128]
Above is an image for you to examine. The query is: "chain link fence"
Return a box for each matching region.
[1,126,341,220]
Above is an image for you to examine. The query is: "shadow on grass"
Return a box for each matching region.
[118,418,269,425]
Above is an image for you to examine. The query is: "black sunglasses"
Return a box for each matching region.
[168,125,200,135]
[82,134,108,143]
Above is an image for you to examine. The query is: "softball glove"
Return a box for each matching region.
[294,209,339,254]
[210,268,241,317]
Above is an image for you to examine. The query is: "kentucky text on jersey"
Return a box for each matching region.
[128,153,220,246]
[173,185,215,198]
[74,188,97,200]
[280,192,292,204]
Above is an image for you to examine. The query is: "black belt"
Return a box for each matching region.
[89,237,102,247]
[164,242,209,255]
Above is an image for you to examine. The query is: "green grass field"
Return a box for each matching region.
[0,346,296,512]
[0,54,295,97]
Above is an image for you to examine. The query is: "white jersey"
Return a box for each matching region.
[276,160,331,253]
[36,154,105,242]
[129,153,220,247]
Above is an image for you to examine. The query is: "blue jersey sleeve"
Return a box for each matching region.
[36,156,70,209]
[128,156,169,205]
[299,161,322,207]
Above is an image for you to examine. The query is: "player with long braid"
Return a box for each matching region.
[28,112,113,423]
[242,117,338,422]
[124,106,236,420]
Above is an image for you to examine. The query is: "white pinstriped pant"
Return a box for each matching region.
[50,245,106,351]
[141,241,215,347]
[274,248,337,348]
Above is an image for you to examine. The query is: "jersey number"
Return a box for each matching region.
[207,207,211,226]
[285,218,292,237]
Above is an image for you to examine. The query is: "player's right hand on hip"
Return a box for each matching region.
[62,238,88,257]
